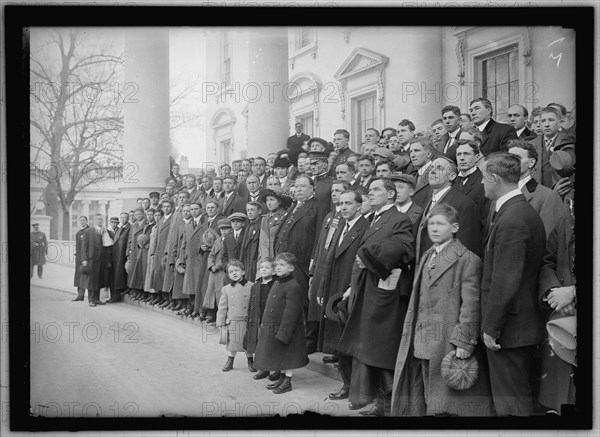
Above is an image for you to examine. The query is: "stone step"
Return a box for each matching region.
[122,295,342,383]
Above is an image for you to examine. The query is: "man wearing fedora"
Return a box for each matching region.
[30,223,48,279]
[479,153,546,416]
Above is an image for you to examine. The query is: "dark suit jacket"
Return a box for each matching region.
[327,147,354,177]
[351,174,374,190]
[219,192,247,217]
[287,133,310,153]
[415,187,482,262]
[411,165,433,208]
[237,175,268,200]
[112,223,131,289]
[314,173,335,211]
[518,126,537,141]
[481,194,546,348]
[455,168,491,227]
[403,202,423,227]
[436,128,462,163]
[479,118,518,156]
[222,229,245,267]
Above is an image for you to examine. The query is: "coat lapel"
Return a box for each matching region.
[335,216,366,259]
[360,206,393,244]
[484,194,525,246]
[427,240,464,285]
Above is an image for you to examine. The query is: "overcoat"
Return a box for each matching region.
[125,220,146,282]
[307,210,341,322]
[151,214,173,292]
[245,279,274,355]
[129,222,153,290]
[241,217,262,281]
[253,274,309,371]
[74,225,89,287]
[79,227,103,290]
[144,224,158,292]
[162,210,184,292]
[203,236,226,309]
[170,219,189,299]
[112,223,131,290]
[521,177,567,237]
[317,215,369,354]
[478,118,518,156]
[178,220,205,296]
[216,279,254,353]
[537,209,576,411]
[219,192,247,217]
[391,239,494,416]
[336,206,415,370]
[454,168,491,227]
[257,208,287,267]
[30,231,48,266]
[529,132,575,188]
[412,165,433,208]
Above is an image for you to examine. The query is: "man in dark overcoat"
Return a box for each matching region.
[480,153,546,416]
[30,223,48,279]
[160,192,187,308]
[80,214,105,307]
[73,216,89,301]
[152,200,174,308]
[318,190,369,401]
[336,178,415,416]
[273,175,329,316]
[108,212,130,303]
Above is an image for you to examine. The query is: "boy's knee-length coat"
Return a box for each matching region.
[253,274,309,371]
[391,239,493,416]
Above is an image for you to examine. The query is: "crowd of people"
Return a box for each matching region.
[68,97,577,417]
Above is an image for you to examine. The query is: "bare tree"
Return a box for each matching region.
[30,29,124,239]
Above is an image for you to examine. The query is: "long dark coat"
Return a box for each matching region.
[253,274,309,371]
[537,209,576,411]
[241,217,262,281]
[112,223,131,290]
[129,223,153,290]
[481,194,546,348]
[74,225,89,287]
[307,210,341,322]
[170,218,189,299]
[478,118,518,156]
[79,227,103,291]
[336,206,415,370]
[125,220,146,282]
[219,192,247,217]
[273,196,329,309]
[317,215,369,354]
[30,231,48,266]
[454,168,491,227]
[162,210,184,293]
[245,280,274,355]
[391,239,494,416]
[179,220,205,296]
[151,214,173,292]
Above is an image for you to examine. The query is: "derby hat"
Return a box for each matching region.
[550,149,576,179]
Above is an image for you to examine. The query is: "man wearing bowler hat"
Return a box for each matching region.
[30,223,48,279]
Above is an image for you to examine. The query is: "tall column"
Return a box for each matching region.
[81,200,90,219]
[120,28,170,212]
[246,29,289,158]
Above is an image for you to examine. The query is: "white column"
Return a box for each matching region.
[81,200,90,219]
[120,28,171,212]
[246,29,289,158]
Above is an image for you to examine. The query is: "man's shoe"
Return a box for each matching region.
[323,355,338,364]
[190,311,200,319]
[160,300,170,308]
[172,301,183,312]
[198,311,207,321]
[253,370,270,380]
[266,374,285,390]
[272,376,292,394]
[247,357,257,372]
[94,301,106,305]
[348,402,369,410]
[222,356,234,372]
[72,298,83,302]
[329,388,349,400]
[89,302,96,307]
[267,370,281,381]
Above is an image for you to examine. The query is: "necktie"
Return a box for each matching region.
[545,137,554,152]
[458,174,469,184]
[192,220,197,229]
[444,137,452,154]
[293,202,303,213]
[490,210,498,226]
[339,223,350,246]
[427,250,437,271]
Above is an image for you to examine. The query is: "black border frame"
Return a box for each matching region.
[7,4,594,431]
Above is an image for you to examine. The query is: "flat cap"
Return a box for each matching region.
[149,191,160,198]
[217,218,232,229]
[389,171,417,188]
[228,212,248,222]
[307,137,328,150]
[109,217,119,223]
[374,147,395,160]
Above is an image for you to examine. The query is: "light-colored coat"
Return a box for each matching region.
[203,236,226,308]
[178,220,204,296]
[391,239,493,416]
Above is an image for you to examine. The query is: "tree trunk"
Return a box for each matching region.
[43,184,60,240]
[62,206,71,241]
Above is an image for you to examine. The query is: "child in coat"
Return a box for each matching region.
[253,252,309,394]
[203,219,232,323]
[245,259,275,378]
[217,260,254,372]
[391,203,492,416]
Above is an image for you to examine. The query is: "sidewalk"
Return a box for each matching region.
[31,263,342,382]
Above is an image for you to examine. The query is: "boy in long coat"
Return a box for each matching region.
[254,253,309,394]
[391,204,493,416]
